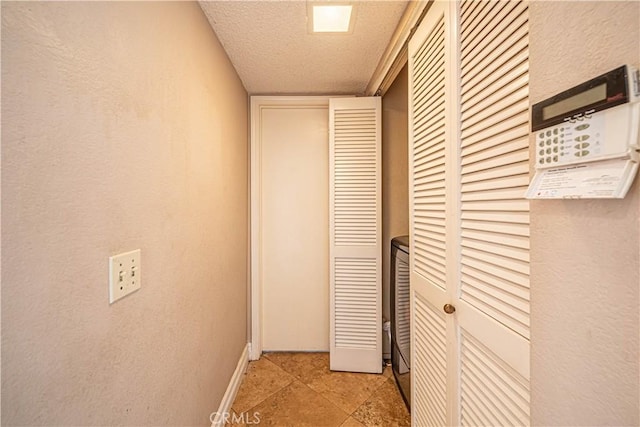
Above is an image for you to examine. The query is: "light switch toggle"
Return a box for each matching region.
[109,249,141,304]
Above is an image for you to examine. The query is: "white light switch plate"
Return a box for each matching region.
[109,249,141,303]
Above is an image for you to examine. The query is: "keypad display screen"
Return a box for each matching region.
[542,83,606,120]
[532,65,629,131]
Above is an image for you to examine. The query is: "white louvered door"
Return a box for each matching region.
[458,1,531,424]
[410,1,531,425]
[329,97,382,374]
[408,1,452,425]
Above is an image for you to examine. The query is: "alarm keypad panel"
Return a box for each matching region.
[527,65,640,199]
[533,102,636,169]
[535,114,604,167]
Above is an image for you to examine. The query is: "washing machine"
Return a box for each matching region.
[391,235,410,410]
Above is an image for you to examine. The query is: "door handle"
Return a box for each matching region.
[443,303,456,314]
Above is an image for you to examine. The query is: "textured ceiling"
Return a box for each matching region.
[199,1,408,95]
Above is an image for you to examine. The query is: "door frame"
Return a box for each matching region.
[249,96,331,360]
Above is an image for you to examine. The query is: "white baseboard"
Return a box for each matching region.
[211,343,249,427]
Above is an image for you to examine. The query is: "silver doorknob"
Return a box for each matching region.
[443,304,456,314]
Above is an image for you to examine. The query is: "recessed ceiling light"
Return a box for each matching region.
[311,4,354,33]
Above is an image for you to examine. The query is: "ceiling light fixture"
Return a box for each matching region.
[310,3,355,33]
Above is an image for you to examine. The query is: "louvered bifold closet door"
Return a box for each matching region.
[408,1,452,426]
[329,97,382,374]
[457,0,531,425]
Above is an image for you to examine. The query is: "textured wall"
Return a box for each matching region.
[382,64,409,346]
[1,2,248,425]
[529,2,639,425]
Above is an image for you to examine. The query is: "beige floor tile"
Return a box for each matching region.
[340,416,367,427]
[231,357,295,414]
[306,369,388,415]
[352,378,411,427]
[229,353,408,426]
[248,380,350,427]
[263,351,329,385]
[265,351,390,415]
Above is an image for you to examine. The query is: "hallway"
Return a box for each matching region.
[227,353,410,426]
[2,1,639,425]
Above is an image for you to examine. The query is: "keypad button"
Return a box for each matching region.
[576,123,590,131]
[546,130,552,137]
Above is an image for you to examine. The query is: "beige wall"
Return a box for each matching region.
[382,65,409,338]
[1,2,248,425]
[529,2,639,425]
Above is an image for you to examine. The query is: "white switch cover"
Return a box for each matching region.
[109,249,141,303]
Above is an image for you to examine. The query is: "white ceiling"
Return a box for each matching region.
[199,1,409,95]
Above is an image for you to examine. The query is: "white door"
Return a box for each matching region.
[254,97,330,352]
[409,1,531,425]
[329,97,382,373]
[409,4,455,423]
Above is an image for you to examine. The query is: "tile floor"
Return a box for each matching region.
[226,352,410,427]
